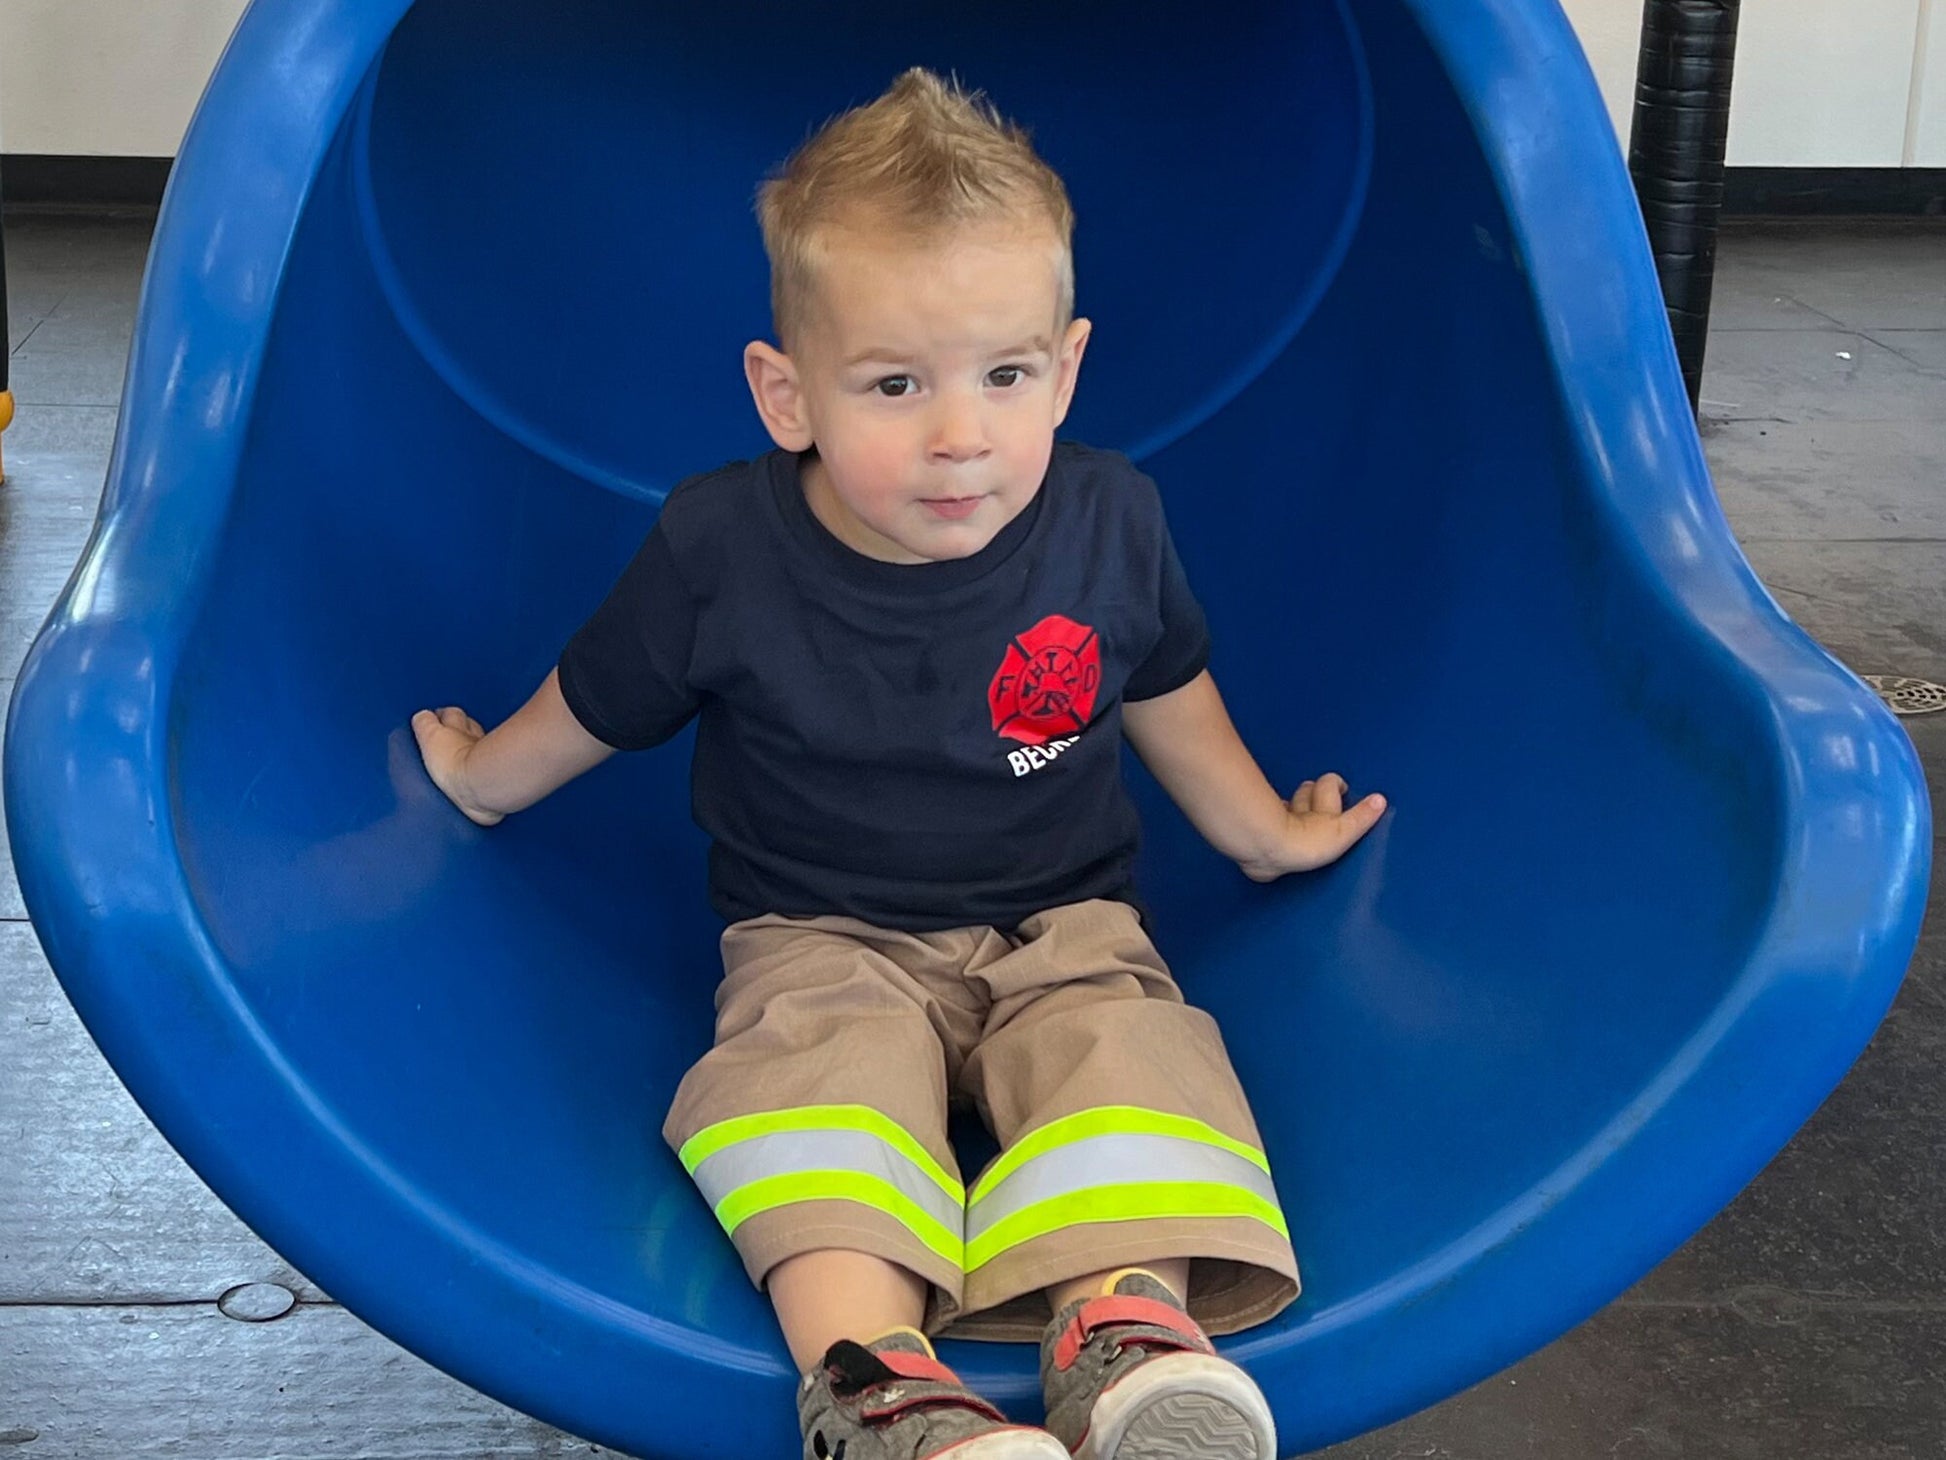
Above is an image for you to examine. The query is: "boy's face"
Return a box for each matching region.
[745,219,1091,564]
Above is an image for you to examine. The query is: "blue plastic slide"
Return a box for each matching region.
[5,2,1931,1454]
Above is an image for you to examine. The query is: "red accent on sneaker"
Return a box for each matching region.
[1051,1295,1216,1372]
[870,1349,965,1388]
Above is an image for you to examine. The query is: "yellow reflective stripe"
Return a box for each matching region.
[714,1171,964,1269]
[965,1134,1281,1248]
[963,1182,1290,1274]
[679,1105,963,1202]
[692,1131,965,1239]
[969,1107,1269,1205]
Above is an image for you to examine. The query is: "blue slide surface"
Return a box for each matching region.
[4,2,1931,1454]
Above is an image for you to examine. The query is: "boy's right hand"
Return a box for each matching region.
[411,706,505,827]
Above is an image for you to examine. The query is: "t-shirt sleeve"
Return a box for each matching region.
[1122,499,1211,703]
[556,522,701,750]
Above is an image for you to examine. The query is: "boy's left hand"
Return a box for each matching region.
[1239,774,1388,882]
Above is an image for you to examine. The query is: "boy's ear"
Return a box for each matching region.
[1051,317,1092,429]
[744,341,816,453]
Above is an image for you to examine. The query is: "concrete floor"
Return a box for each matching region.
[1,212,1941,1458]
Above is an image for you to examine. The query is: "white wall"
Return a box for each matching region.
[1732,0,1927,165]
[1913,0,1946,165]
[1560,0,1945,167]
[0,0,1942,167]
[0,0,246,156]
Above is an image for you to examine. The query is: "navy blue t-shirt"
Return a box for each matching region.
[556,442,1209,931]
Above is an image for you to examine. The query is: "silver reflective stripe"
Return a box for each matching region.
[964,1132,1281,1245]
[691,1129,963,1233]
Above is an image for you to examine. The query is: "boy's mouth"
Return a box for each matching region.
[919,495,984,521]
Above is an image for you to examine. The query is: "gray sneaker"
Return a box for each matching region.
[1039,1271,1276,1460]
[797,1328,1070,1460]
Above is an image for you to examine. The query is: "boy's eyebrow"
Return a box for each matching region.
[842,347,919,368]
[839,336,1055,368]
[1000,335,1055,358]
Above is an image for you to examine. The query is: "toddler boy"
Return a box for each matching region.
[414,68,1385,1460]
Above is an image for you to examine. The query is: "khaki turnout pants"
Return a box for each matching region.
[664,897,1301,1341]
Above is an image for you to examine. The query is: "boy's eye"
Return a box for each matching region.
[874,376,914,397]
[988,366,1026,388]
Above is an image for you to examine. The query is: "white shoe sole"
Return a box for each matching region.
[1071,1352,1276,1460]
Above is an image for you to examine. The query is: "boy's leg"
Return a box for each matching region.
[942,899,1290,1457]
[950,898,1299,1340]
[673,914,1081,1456]
[769,1248,930,1372]
[664,913,980,1339]
[669,916,1077,1455]
[1044,1257,1188,1319]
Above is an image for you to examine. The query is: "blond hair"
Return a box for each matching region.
[756,68,1076,352]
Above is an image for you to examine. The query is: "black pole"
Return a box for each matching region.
[1628,0,1741,416]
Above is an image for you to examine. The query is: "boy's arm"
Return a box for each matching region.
[412,669,616,827]
[1121,669,1386,881]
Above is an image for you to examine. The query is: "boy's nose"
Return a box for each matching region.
[927,394,991,463]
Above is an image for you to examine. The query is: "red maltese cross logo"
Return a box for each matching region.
[989,614,1103,746]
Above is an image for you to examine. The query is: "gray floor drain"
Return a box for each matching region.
[216,1281,299,1322]
[1862,675,1946,717]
